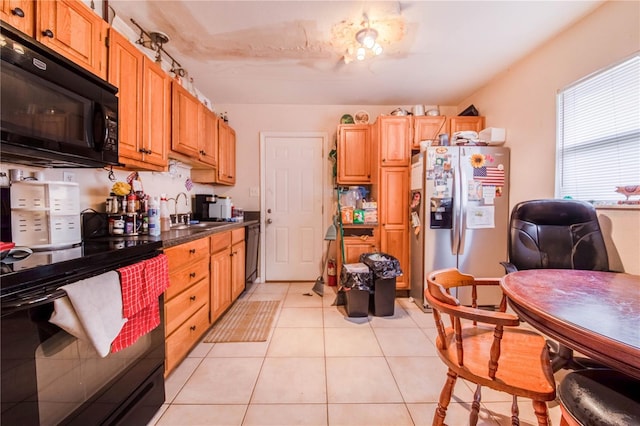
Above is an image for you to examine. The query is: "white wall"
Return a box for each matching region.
[456,0,640,274]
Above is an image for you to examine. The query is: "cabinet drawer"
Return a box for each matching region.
[165,278,209,336]
[210,231,231,253]
[231,227,245,245]
[165,304,210,374]
[165,237,209,270]
[165,258,209,301]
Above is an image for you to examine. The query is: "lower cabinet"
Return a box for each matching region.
[163,237,210,375]
[210,227,246,324]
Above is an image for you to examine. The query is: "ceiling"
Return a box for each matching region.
[108,1,604,106]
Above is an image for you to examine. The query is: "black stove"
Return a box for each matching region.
[1,237,162,300]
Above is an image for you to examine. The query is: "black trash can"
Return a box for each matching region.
[359,253,403,317]
[340,263,373,317]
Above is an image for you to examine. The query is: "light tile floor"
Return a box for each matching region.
[149,282,563,426]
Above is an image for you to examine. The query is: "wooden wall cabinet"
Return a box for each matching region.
[198,105,218,168]
[164,237,210,375]
[108,29,169,171]
[171,81,201,159]
[37,0,108,79]
[377,116,411,166]
[217,120,236,185]
[449,116,485,134]
[337,124,372,184]
[412,116,448,149]
[1,0,34,35]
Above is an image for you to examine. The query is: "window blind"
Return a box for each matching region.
[556,54,640,203]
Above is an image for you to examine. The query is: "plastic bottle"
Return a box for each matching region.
[160,194,171,232]
[148,196,161,236]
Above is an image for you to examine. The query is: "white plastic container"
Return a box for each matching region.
[10,180,80,249]
[148,196,161,236]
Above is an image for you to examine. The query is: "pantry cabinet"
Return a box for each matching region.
[337,124,372,184]
[37,0,108,79]
[164,237,210,375]
[378,167,410,290]
[337,230,379,281]
[377,116,411,166]
[108,29,169,171]
[1,0,34,35]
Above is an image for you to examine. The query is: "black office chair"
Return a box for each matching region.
[501,199,610,372]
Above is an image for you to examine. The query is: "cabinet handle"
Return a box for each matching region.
[190,272,196,278]
[382,158,386,162]
[190,325,196,331]
[11,7,25,17]
[189,248,196,254]
[190,295,196,301]
[42,29,54,38]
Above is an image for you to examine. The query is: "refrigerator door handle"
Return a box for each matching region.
[458,165,468,255]
[452,163,460,255]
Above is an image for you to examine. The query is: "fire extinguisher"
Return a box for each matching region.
[327,258,337,286]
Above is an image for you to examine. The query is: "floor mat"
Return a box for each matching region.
[203,300,280,343]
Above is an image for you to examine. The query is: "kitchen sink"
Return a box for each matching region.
[170,222,228,230]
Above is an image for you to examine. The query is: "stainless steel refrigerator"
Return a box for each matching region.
[410,146,510,311]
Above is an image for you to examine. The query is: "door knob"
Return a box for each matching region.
[267,218,273,224]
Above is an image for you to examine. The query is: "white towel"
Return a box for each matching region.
[49,271,127,357]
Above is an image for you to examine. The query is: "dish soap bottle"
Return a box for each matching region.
[148,196,161,236]
[160,194,171,232]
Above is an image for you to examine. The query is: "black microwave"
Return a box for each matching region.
[0,21,119,168]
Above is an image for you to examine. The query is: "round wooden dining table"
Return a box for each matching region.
[500,269,640,380]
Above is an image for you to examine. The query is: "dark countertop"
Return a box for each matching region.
[160,220,259,249]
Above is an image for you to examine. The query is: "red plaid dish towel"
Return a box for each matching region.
[111,254,170,353]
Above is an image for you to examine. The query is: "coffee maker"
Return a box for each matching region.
[193,194,232,221]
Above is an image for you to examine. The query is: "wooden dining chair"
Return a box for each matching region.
[425,268,556,426]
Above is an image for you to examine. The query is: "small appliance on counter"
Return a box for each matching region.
[10,180,81,250]
[193,194,233,221]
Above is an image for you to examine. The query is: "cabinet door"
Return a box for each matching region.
[217,120,236,185]
[379,116,410,166]
[171,82,200,158]
[0,0,34,34]
[413,116,447,149]
[198,106,218,167]
[337,124,371,183]
[141,57,169,168]
[108,29,143,164]
[37,0,107,78]
[210,248,232,323]
[449,116,486,134]
[379,167,409,289]
[231,240,245,300]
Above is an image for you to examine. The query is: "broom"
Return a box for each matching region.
[311,216,337,296]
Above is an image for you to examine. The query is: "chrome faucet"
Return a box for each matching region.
[174,192,188,215]
[167,192,190,226]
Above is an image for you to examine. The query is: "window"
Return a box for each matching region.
[556,54,640,204]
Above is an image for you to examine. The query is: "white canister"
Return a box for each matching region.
[412,105,425,116]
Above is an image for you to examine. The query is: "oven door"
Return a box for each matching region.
[0,290,165,426]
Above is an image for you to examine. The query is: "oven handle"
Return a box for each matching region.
[1,288,67,312]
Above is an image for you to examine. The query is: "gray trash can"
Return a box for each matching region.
[340,263,372,317]
[359,253,403,317]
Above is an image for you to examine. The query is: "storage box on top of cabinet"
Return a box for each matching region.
[10,181,80,249]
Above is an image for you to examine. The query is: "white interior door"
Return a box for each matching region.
[262,133,324,281]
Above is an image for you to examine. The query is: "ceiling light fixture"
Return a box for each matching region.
[354,15,382,61]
